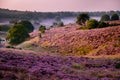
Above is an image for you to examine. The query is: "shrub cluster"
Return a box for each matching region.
[84,19,109,29]
[100,13,119,21]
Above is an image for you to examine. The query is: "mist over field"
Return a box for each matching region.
[0,16,101,30]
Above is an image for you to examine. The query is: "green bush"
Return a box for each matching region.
[19,21,34,33]
[39,25,46,33]
[6,23,30,45]
[76,13,90,25]
[111,13,119,20]
[98,22,109,28]
[100,14,110,21]
[86,19,99,29]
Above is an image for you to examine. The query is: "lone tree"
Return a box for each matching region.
[111,13,119,20]
[6,23,30,45]
[76,13,90,25]
[39,25,46,33]
[86,19,99,29]
[100,14,110,21]
[19,21,34,33]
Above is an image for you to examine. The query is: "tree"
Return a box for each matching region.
[100,14,110,21]
[86,19,99,29]
[19,20,34,33]
[76,13,90,25]
[6,23,30,45]
[39,25,46,33]
[111,13,119,20]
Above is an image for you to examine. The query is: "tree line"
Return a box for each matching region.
[0,8,120,21]
[76,13,120,29]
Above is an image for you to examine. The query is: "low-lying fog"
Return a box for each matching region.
[0,16,101,31]
[32,16,101,30]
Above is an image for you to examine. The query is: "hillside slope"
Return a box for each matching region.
[18,23,120,56]
[38,24,120,55]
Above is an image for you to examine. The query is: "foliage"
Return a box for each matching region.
[19,21,34,33]
[76,13,90,25]
[39,25,46,33]
[97,22,109,28]
[100,14,110,21]
[6,23,30,45]
[0,25,10,32]
[111,13,119,20]
[86,19,99,29]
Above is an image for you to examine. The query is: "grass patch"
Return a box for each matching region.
[75,46,92,55]
[71,63,85,70]
[41,41,51,48]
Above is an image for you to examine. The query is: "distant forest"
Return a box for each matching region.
[0,8,120,21]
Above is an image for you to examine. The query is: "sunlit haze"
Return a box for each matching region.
[0,0,120,12]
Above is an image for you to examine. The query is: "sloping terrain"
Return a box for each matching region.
[1,22,120,80]
[28,24,120,56]
[0,48,120,80]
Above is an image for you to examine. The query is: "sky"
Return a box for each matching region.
[0,0,120,12]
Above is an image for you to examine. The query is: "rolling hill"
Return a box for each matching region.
[18,23,120,56]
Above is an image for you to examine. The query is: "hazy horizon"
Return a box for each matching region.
[0,0,120,12]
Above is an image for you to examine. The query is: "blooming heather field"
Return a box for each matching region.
[0,48,120,80]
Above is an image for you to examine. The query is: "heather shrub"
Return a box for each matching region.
[86,19,99,29]
[100,14,110,21]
